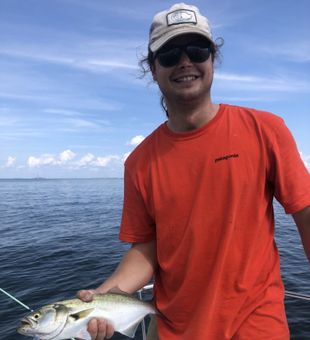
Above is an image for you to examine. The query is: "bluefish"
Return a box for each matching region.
[17,293,156,339]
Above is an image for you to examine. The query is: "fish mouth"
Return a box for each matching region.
[19,317,36,328]
[17,318,37,336]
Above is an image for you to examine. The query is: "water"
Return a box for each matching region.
[0,179,309,339]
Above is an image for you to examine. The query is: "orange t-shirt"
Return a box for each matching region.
[119,104,310,339]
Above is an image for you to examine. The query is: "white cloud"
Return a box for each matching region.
[214,72,310,93]
[27,154,56,168]
[0,43,137,74]
[76,153,96,167]
[93,155,120,167]
[27,155,54,168]
[59,149,76,163]
[80,59,137,73]
[68,118,101,129]
[44,108,83,117]
[300,152,310,171]
[215,73,259,83]
[27,150,76,168]
[25,150,123,170]
[123,152,131,162]
[128,135,145,146]
[67,153,120,168]
[42,137,146,171]
[257,41,310,63]
[5,156,16,167]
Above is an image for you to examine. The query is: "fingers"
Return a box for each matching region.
[76,289,96,302]
[76,290,115,339]
[106,322,115,339]
[87,318,115,340]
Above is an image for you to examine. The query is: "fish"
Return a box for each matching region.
[17,293,157,339]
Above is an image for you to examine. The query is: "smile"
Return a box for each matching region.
[173,75,199,83]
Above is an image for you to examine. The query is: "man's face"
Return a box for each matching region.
[151,33,214,106]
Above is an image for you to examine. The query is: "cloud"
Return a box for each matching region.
[27,154,56,168]
[214,72,310,93]
[76,154,120,168]
[79,59,137,72]
[0,40,138,74]
[215,73,260,83]
[122,135,146,161]
[5,156,16,167]
[43,109,83,117]
[68,118,101,129]
[123,152,131,162]
[59,149,76,163]
[257,41,310,63]
[25,150,122,171]
[127,135,145,146]
[93,156,120,167]
[76,153,96,167]
[300,152,310,171]
[27,150,76,168]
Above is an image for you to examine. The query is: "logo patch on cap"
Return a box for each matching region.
[167,9,197,26]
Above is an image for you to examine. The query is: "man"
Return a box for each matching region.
[78,3,310,339]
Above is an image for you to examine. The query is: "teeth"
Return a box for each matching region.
[175,76,197,82]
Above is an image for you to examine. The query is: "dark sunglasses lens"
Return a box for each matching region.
[186,46,211,63]
[157,48,182,67]
[156,43,211,67]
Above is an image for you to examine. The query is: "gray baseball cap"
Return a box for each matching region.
[149,3,214,53]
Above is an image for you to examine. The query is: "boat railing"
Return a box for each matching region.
[137,284,154,339]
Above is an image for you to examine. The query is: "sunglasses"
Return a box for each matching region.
[154,41,212,68]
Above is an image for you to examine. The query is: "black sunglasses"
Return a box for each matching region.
[154,41,212,68]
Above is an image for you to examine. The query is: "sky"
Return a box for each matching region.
[0,0,309,178]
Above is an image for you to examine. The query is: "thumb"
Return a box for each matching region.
[77,289,96,302]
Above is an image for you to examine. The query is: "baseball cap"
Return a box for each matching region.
[149,3,214,53]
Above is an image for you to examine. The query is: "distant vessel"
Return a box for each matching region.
[33,176,47,180]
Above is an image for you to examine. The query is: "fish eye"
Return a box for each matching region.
[33,313,41,319]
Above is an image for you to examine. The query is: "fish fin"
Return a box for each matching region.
[120,321,141,338]
[75,327,92,340]
[69,308,95,321]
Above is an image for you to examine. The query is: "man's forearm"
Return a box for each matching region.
[95,240,157,294]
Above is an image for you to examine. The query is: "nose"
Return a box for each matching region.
[177,51,192,67]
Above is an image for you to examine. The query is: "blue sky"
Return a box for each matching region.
[0,0,309,178]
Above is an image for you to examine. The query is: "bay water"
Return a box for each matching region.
[0,179,309,339]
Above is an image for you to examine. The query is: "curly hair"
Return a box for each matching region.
[138,37,224,116]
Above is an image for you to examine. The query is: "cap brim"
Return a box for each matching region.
[149,27,214,53]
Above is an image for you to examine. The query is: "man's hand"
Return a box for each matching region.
[76,241,157,339]
[77,289,114,340]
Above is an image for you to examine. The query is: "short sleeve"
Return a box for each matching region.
[119,166,156,243]
[269,118,310,214]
